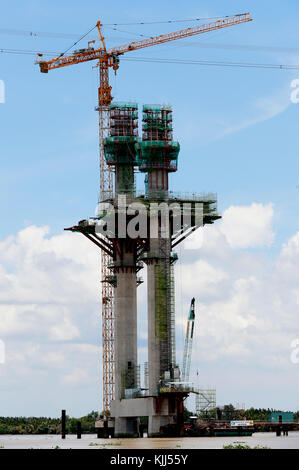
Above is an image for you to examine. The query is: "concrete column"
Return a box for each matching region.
[148,169,168,192]
[146,203,176,435]
[113,247,138,437]
[147,262,160,396]
[148,415,175,437]
[114,269,137,400]
[147,397,176,437]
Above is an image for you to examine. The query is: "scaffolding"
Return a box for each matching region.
[154,239,176,384]
[140,103,180,388]
[142,104,173,141]
[110,101,138,137]
[104,102,139,195]
[97,104,115,417]
[121,364,141,399]
[144,361,149,393]
[195,389,217,415]
[136,104,179,174]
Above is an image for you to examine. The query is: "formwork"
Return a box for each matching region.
[136,104,179,174]
[104,102,139,194]
[142,104,173,141]
[110,101,138,137]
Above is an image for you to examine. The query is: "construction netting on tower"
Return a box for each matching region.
[139,104,180,388]
[104,102,139,195]
[136,105,179,177]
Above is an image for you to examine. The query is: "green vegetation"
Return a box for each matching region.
[89,442,122,447]
[197,405,298,424]
[0,406,298,435]
[0,412,99,435]
[223,441,271,449]
[183,407,193,422]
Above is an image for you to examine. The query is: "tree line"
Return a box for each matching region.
[0,412,99,434]
[0,408,298,434]
[197,405,299,423]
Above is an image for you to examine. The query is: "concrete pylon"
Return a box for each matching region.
[66,101,221,438]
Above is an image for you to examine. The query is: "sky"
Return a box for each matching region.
[1,0,299,417]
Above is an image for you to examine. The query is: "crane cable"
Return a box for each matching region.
[102,16,235,26]
[1,48,299,70]
[57,24,98,58]
[122,56,299,70]
[0,17,238,39]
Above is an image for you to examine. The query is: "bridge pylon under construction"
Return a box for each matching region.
[66,102,220,437]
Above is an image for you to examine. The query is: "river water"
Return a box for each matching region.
[0,432,299,449]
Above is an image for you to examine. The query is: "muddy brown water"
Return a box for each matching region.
[1,432,299,449]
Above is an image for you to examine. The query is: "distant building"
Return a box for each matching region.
[268,412,294,423]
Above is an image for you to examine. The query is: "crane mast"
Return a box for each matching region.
[36,12,252,418]
[97,104,114,416]
[182,298,195,383]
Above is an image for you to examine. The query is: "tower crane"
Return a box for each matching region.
[36,12,252,418]
[182,298,195,384]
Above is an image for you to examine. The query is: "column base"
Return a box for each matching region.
[148,415,176,437]
[111,397,180,437]
[114,417,140,438]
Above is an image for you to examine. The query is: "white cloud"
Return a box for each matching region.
[180,259,229,298]
[0,226,100,342]
[49,316,80,341]
[1,202,299,412]
[62,367,91,386]
[171,202,299,409]
[220,202,275,248]
[177,84,291,146]
[218,86,291,139]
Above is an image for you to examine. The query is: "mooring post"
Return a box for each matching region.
[61,409,66,439]
[77,421,82,439]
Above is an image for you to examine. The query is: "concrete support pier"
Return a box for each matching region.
[114,270,137,401]
[112,248,139,436]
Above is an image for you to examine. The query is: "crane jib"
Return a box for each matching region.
[37,12,252,73]
[109,13,252,56]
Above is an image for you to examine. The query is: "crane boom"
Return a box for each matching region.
[182,298,195,384]
[109,12,252,55]
[37,13,252,73]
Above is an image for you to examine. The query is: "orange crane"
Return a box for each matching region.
[36,12,252,418]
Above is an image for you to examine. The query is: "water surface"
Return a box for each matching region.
[1,432,299,449]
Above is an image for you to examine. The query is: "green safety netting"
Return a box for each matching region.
[110,101,138,109]
[104,136,140,165]
[142,123,172,131]
[136,140,180,164]
[142,104,172,112]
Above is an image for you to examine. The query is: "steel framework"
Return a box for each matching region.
[195,388,216,414]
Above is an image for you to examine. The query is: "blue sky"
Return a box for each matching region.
[0,0,299,243]
[1,0,299,417]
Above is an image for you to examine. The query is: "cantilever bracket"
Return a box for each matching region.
[171,225,199,249]
[93,233,115,253]
[82,232,113,257]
